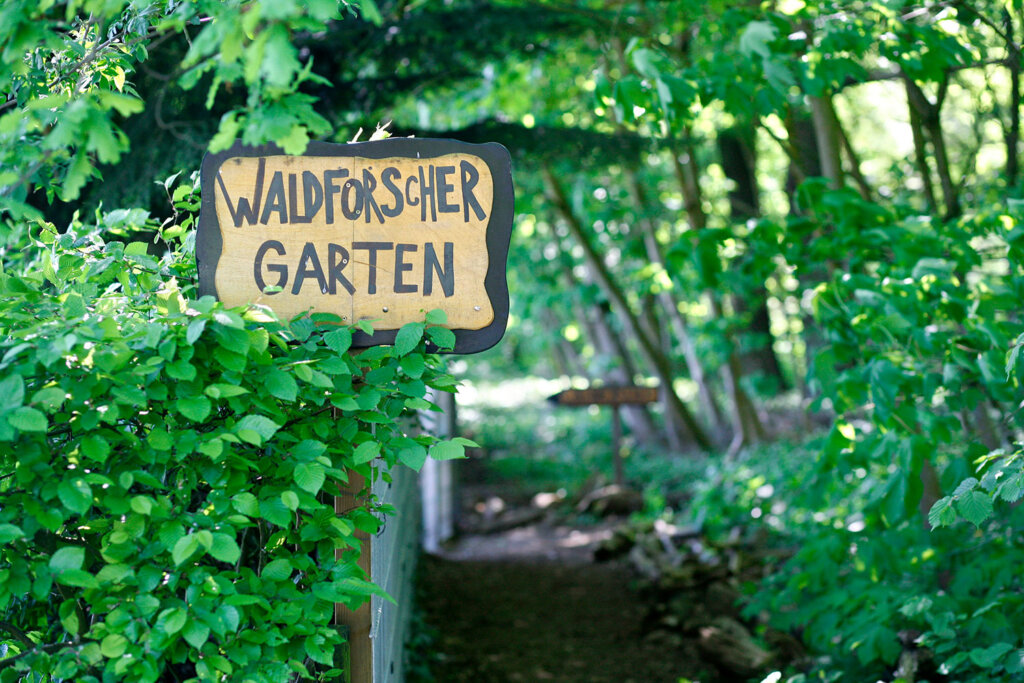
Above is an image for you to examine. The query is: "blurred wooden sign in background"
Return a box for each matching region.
[549,386,660,407]
[198,138,513,353]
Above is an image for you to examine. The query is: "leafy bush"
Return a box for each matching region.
[0,1,460,679]
[0,190,465,680]
[705,183,1024,682]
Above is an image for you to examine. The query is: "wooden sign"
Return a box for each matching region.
[197,138,514,353]
[549,386,660,407]
[549,385,660,487]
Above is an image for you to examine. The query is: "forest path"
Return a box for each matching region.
[416,519,704,683]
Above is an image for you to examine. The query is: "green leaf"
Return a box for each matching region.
[353,441,380,465]
[957,490,993,527]
[314,577,394,604]
[81,434,111,463]
[281,490,299,511]
[359,0,383,25]
[324,327,353,354]
[50,546,85,572]
[261,558,293,581]
[292,439,327,460]
[58,478,93,514]
[32,386,66,411]
[739,21,777,59]
[59,599,80,634]
[429,440,466,461]
[426,326,456,350]
[305,634,334,665]
[0,374,25,412]
[928,496,957,528]
[235,415,281,445]
[260,496,292,526]
[176,395,212,422]
[398,443,427,471]
[156,607,187,636]
[394,322,424,356]
[55,569,99,588]
[101,633,128,658]
[166,359,197,381]
[232,492,259,517]
[187,318,206,344]
[182,620,210,649]
[969,643,1014,668]
[8,406,47,432]
[172,535,200,565]
[130,496,154,515]
[147,428,173,451]
[209,533,240,564]
[425,309,447,325]
[204,383,249,399]
[997,471,1024,502]
[400,354,425,379]
[952,477,979,497]
[266,369,298,402]
[0,524,25,544]
[294,462,326,494]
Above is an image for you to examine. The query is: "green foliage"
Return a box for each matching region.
[0,0,386,219]
[0,0,462,680]
[0,208,461,680]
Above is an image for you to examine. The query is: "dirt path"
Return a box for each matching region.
[416,521,705,683]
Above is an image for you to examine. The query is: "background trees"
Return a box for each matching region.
[4,0,1024,681]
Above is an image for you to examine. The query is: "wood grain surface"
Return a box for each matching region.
[212,153,495,329]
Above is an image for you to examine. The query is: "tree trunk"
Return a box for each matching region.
[1009,59,1021,187]
[1005,8,1021,187]
[586,300,664,446]
[905,76,960,219]
[543,164,712,453]
[718,127,787,392]
[836,114,874,201]
[905,84,940,215]
[542,308,586,379]
[624,165,728,433]
[640,295,684,451]
[808,94,843,189]
[783,110,822,205]
[671,136,766,451]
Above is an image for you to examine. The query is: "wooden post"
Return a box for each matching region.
[335,472,373,683]
[611,405,624,487]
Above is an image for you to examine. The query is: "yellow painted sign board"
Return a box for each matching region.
[198,139,513,353]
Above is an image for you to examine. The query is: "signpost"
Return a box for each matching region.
[198,137,513,682]
[548,386,660,486]
[197,137,514,353]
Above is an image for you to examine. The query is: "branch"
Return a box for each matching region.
[0,642,77,671]
[0,621,35,650]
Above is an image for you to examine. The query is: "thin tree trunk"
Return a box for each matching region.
[809,94,843,188]
[543,164,712,453]
[783,110,821,203]
[836,113,873,201]
[671,136,766,452]
[925,114,961,220]
[906,76,960,219]
[718,127,787,392]
[584,299,664,446]
[625,165,728,432]
[640,295,684,451]
[1008,60,1021,186]
[906,84,940,215]
[919,459,941,530]
[1005,8,1021,187]
[542,309,586,379]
